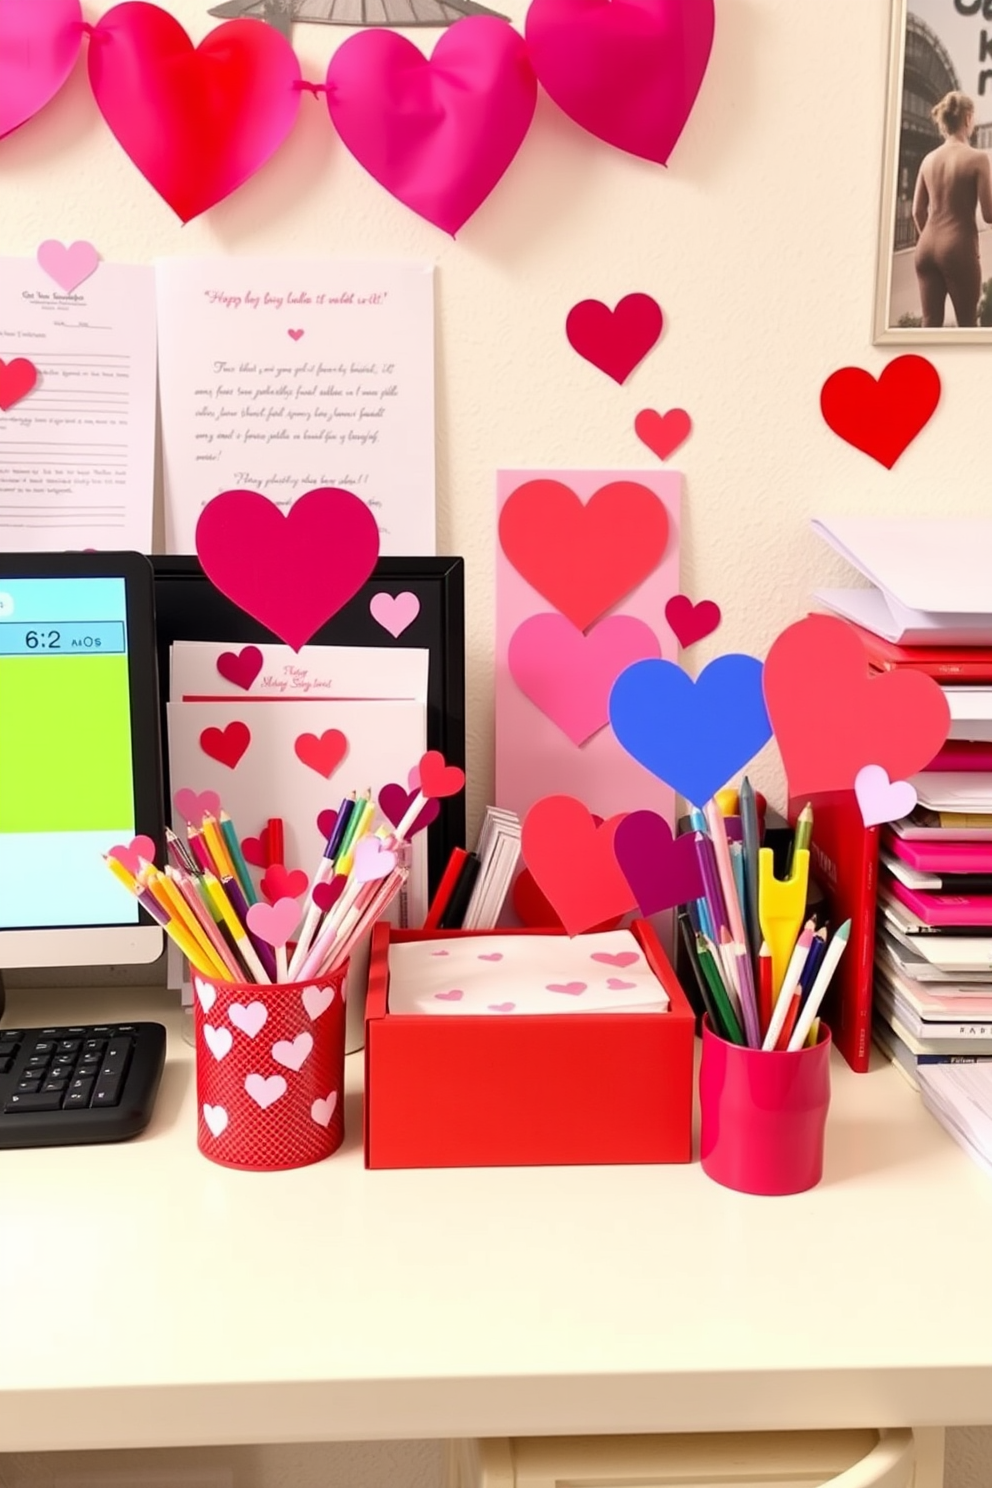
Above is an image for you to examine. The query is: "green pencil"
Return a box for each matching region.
[220,811,258,906]
[788,803,813,878]
[695,934,746,1045]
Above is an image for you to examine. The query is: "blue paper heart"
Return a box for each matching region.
[609,655,772,808]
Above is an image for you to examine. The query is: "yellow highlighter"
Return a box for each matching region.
[758,846,810,997]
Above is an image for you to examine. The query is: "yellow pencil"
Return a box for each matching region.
[103,853,138,895]
[105,859,215,979]
[336,797,376,876]
[202,813,236,883]
[203,873,270,984]
[145,865,228,980]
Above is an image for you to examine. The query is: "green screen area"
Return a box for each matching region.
[0,654,133,833]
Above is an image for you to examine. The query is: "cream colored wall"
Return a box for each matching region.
[3,0,992,1481]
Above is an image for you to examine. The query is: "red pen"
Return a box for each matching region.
[266,817,284,868]
[757,940,773,1040]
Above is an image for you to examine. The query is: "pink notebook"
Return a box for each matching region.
[886,875,992,928]
[886,834,992,873]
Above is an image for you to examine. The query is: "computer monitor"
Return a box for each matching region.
[0,553,164,970]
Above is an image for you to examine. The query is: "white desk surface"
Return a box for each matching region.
[2,985,992,1454]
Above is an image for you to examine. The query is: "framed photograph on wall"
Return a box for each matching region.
[875,0,992,342]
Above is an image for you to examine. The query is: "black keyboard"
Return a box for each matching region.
[0,1022,166,1148]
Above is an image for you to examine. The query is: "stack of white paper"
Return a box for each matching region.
[918,1064,992,1178]
[461,807,521,931]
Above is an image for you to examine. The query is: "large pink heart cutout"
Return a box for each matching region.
[525,0,715,166]
[195,487,381,652]
[326,17,537,235]
[0,0,82,141]
[88,3,301,222]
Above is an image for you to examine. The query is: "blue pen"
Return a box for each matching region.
[799,929,827,1005]
[325,795,355,862]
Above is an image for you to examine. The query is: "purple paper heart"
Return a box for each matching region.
[613,810,704,916]
[378,782,440,836]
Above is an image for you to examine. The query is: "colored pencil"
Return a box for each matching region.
[739,776,762,956]
[135,885,214,977]
[787,920,851,1050]
[167,866,242,981]
[788,803,813,879]
[103,853,137,895]
[705,800,760,1047]
[220,810,257,905]
[695,934,745,1045]
[202,814,237,884]
[165,827,198,875]
[222,875,278,983]
[204,873,271,984]
[186,825,216,877]
[757,940,773,1039]
[761,920,815,1051]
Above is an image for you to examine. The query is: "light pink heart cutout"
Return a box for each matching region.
[311,1091,338,1127]
[108,835,156,875]
[302,982,335,1020]
[174,787,222,825]
[37,240,100,294]
[525,0,715,166]
[353,836,397,884]
[195,487,380,653]
[287,328,305,340]
[271,1031,313,1071]
[228,1001,267,1038]
[854,763,918,828]
[591,951,639,968]
[0,0,82,142]
[435,989,464,1001]
[488,1002,516,1013]
[606,977,636,990]
[430,949,450,956]
[509,612,662,746]
[244,1072,287,1109]
[246,896,299,949]
[326,17,537,235]
[547,980,587,995]
[370,590,421,638]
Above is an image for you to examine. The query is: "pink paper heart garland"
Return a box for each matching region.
[88,5,302,223]
[325,17,537,235]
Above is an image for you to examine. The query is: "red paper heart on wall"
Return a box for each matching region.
[763,615,950,798]
[565,294,663,384]
[200,721,251,769]
[499,478,669,631]
[520,797,635,936]
[819,355,940,469]
[88,5,301,222]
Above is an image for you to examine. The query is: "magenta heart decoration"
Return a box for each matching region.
[108,835,157,875]
[245,896,300,949]
[195,487,380,652]
[612,809,703,916]
[352,836,397,884]
[217,644,264,691]
[508,612,662,747]
[378,783,440,837]
[316,808,338,841]
[312,875,345,912]
[173,786,222,825]
[0,0,82,141]
[36,240,100,294]
[326,17,537,235]
[88,5,302,223]
[525,0,715,166]
[665,594,721,648]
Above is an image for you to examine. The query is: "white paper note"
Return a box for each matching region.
[0,257,156,550]
[156,258,436,555]
[387,930,670,1016]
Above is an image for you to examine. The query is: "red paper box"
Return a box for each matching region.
[364,919,695,1169]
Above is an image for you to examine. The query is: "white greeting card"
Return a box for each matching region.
[0,256,156,551]
[387,930,670,1016]
[156,257,436,555]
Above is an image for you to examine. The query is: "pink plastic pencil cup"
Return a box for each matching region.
[699,1015,831,1196]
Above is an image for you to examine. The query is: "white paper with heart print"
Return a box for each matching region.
[386,930,669,1016]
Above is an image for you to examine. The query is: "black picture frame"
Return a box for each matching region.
[149,556,466,894]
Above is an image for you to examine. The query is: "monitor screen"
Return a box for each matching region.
[0,555,164,968]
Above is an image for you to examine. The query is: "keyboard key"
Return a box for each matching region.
[30,1041,55,1056]
[0,1058,11,1077]
[0,1031,23,1040]
[15,1079,41,1093]
[41,1079,68,1094]
[115,1024,137,1033]
[25,1055,50,1070]
[91,1026,112,1034]
[0,1040,18,1057]
[83,1040,106,1054]
[92,1066,127,1107]
[63,1082,94,1108]
[66,1027,87,1034]
[101,1038,133,1078]
[4,1091,62,1113]
[52,1054,75,1067]
[56,1039,81,1054]
[80,1052,101,1068]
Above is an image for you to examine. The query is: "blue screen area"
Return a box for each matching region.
[0,576,139,930]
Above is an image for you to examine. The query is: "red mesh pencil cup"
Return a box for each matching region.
[193,967,347,1171]
[699,1016,831,1196]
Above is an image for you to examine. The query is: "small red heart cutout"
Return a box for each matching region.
[820,354,940,469]
[216,645,263,691]
[294,729,347,779]
[634,407,692,461]
[665,594,721,648]
[565,293,662,384]
[260,863,308,903]
[241,827,269,868]
[0,357,39,412]
[312,875,345,912]
[316,808,338,840]
[200,721,251,769]
[418,750,465,800]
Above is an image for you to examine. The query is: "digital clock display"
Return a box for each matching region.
[0,576,138,931]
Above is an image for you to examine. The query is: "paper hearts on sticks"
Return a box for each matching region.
[820,355,940,469]
[418,751,465,799]
[612,810,703,917]
[378,784,439,836]
[195,487,380,652]
[0,0,82,142]
[326,18,537,236]
[88,6,301,223]
[260,865,308,904]
[526,0,715,165]
[566,294,663,385]
[499,479,669,631]
[763,615,950,799]
[609,654,772,809]
[246,896,300,949]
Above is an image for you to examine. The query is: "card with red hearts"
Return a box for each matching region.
[166,641,431,927]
